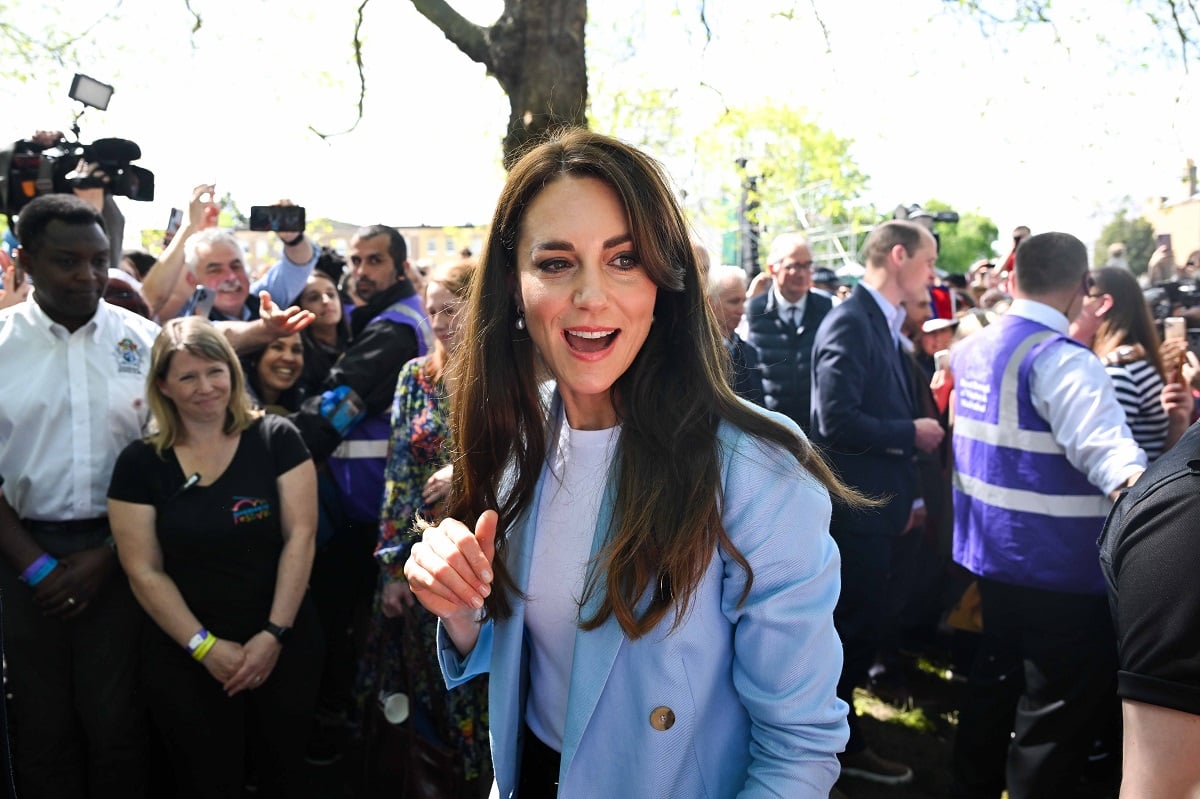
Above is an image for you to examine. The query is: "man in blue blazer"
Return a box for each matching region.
[811,220,945,786]
[747,233,833,434]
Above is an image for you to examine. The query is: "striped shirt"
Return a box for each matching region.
[1106,358,1168,461]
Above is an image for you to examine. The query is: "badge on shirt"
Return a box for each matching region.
[232,497,272,525]
[115,338,145,375]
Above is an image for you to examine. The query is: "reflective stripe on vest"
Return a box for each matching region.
[331,439,389,459]
[952,326,1105,515]
[952,470,1112,518]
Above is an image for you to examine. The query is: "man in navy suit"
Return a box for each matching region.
[811,220,945,786]
[746,233,833,434]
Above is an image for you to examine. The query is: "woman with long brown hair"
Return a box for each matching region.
[403,129,853,796]
[1072,266,1193,460]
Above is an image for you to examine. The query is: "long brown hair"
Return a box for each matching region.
[1090,266,1166,378]
[448,128,860,639]
[145,316,260,455]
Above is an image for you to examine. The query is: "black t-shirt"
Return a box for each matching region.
[108,415,310,642]
[1099,420,1200,715]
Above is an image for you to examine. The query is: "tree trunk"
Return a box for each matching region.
[409,0,588,167]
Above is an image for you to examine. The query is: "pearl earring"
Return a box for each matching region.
[515,312,526,331]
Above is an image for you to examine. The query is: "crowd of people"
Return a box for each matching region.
[2,128,1200,799]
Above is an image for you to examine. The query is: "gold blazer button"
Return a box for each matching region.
[649,706,675,731]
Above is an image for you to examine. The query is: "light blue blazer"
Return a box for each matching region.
[439,407,849,798]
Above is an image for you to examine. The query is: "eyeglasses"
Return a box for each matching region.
[778,260,814,273]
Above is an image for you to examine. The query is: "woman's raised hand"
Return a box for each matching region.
[403,510,496,623]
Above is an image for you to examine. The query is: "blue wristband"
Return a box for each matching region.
[21,553,59,587]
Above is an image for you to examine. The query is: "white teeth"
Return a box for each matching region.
[568,330,613,339]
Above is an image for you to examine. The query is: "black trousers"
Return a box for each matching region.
[518,727,560,799]
[831,528,907,753]
[0,523,148,796]
[139,599,323,799]
[309,517,378,722]
[0,546,148,799]
[951,577,1117,799]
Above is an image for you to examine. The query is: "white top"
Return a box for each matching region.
[1007,298,1147,494]
[0,299,159,520]
[524,418,620,751]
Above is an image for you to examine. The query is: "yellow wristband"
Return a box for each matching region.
[191,632,217,662]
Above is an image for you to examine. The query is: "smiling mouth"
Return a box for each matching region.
[565,329,617,353]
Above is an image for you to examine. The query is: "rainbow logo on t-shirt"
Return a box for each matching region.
[231,497,271,525]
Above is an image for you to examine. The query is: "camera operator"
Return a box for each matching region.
[138,184,316,353]
[28,130,127,273]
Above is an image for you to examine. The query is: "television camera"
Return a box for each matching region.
[0,74,154,220]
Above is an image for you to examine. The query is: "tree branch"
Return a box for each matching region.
[309,0,370,139]
[1163,0,1192,71]
[183,0,202,37]
[408,0,491,66]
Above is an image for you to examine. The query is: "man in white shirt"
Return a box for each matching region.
[949,231,1146,798]
[0,194,159,798]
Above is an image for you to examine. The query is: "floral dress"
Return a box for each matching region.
[358,357,490,784]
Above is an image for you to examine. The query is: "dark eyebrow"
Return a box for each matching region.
[530,234,632,253]
[531,239,575,253]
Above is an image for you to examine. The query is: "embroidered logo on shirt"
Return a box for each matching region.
[231,497,271,525]
[115,338,145,375]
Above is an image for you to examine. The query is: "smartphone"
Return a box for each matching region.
[1165,316,1187,342]
[249,205,305,232]
[182,285,215,318]
[934,349,951,371]
[1157,233,1173,250]
[163,207,183,247]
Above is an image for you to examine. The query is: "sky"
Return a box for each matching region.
[4,0,1199,259]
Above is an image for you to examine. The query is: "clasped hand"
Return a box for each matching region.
[202,632,282,697]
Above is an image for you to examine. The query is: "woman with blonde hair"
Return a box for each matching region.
[403,129,853,796]
[107,316,322,799]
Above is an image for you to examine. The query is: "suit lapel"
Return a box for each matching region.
[558,466,624,778]
[490,477,539,795]
[855,285,915,416]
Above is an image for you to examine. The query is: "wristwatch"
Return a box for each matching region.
[264,622,291,644]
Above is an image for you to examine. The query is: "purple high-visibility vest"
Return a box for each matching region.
[329,294,431,523]
[951,314,1111,594]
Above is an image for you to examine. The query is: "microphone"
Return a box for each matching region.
[167,473,201,503]
[88,137,142,163]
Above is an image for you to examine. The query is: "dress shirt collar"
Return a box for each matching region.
[1007,298,1069,335]
[771,284,808,319]
[25,295,108,342]
[859,282,905,342]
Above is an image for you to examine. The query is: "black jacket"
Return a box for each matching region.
[290,281,420,461]
[745,289,832,433]
[726,333,764,405]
